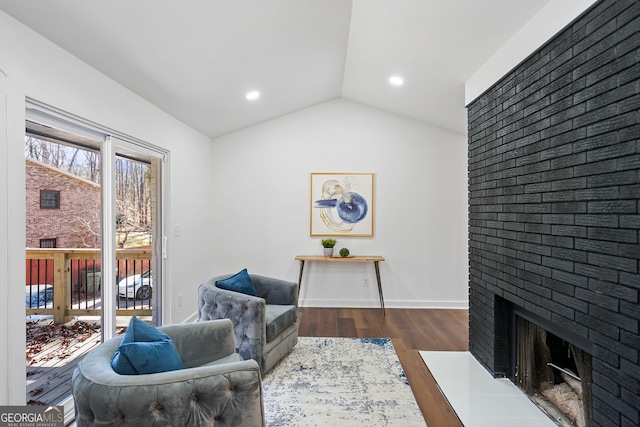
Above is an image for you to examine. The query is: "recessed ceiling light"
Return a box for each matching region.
[389,76,404,86]
[246,91,260,101]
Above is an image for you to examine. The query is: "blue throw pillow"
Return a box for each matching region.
[111,316,183,375]
[215,268,258,297]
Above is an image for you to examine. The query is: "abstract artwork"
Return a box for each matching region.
[310,172,374,236]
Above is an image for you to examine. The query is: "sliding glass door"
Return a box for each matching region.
[24,101,168,420]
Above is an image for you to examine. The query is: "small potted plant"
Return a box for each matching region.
[321,238,336,257]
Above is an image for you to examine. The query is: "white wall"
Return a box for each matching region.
[209,98,468,309]
[0,11,217,404]
[465,0,598,104]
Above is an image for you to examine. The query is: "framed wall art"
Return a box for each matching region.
[310,172,374,237]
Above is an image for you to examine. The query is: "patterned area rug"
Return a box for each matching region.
[262,337,426,426]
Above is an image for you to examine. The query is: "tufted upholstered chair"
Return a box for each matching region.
[198,274,298,374]
[72,319,264,427]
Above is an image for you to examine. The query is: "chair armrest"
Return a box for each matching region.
[199,278,268,368]
[161,319,236,368]
[251,274,298,306]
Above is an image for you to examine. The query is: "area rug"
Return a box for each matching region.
[262,337,426,426]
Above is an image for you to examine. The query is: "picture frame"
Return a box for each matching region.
[310,172,374,237]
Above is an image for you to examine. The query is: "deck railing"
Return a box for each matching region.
[26,248,153,324]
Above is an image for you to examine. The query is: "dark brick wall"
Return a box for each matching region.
[467,1,639,425]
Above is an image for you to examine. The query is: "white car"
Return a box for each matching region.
[117,270,152,300]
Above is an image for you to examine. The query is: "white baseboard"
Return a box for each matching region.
[298,299,468,309]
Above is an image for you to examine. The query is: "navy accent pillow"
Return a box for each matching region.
[215,268,258,297]
[111,316,183,375]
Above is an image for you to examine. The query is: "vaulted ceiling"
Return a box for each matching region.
[0,0,550,137]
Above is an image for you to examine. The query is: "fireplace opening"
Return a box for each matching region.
[514,315,593,427]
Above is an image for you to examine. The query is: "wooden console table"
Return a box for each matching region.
[294,255,386,315]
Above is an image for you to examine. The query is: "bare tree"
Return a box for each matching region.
[84,151,100,183]
[72,210,101,248]
[67,148,80,173]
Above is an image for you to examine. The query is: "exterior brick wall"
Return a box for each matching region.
[26,159,101,248]
[467,1,639,425]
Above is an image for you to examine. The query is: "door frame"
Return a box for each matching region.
[23,99,170,419]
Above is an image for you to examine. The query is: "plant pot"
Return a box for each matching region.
[323,248,334,257]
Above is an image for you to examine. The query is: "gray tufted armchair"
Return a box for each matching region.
[72,319,264,427]
[198,274,298,374]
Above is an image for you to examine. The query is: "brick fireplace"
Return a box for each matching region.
[467,1,639,425]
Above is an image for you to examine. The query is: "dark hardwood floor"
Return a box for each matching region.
[298,307,468,427]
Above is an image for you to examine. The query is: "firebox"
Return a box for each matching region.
[511,306,594,426]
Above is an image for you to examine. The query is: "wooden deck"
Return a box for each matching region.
[25,292,151,407]
[26,319,103,406]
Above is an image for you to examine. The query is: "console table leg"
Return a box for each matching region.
[297,260,305,295]
[374,261,385,316]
